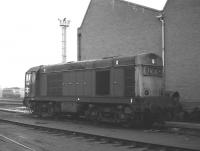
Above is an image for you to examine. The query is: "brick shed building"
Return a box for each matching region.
[77,0,200,108]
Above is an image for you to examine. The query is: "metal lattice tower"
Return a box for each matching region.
[58,18,70,63]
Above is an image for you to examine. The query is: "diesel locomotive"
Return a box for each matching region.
[23,53,180,126]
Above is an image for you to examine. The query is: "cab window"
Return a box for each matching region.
[25,73,31,85]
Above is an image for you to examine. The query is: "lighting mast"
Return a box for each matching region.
[58,18,70,63]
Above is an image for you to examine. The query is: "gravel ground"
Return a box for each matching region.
[0,122,147,151]
[1,108,200,151]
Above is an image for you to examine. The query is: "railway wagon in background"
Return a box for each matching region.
[23,53,180,126]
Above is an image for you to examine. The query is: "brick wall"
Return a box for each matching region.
[165,0,200,103]
[78,0,161,60]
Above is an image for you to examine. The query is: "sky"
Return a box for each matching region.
[0,0,167,88]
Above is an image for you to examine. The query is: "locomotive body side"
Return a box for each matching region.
[23,53,179,126]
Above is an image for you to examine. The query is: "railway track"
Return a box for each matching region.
[0,98,23,106]
[0,110,200,151]
[1,106,200,136]
[0,134,36,151]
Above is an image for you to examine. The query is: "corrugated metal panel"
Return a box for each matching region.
[63,72,71,96]
[84,70,94,96]
[111,68,124,96]
[76,71,84,96]
[47,73,62,96]
[70,72,76,96]
[124,66,135,97]
[63,70,95,97]
[40,74,47,96]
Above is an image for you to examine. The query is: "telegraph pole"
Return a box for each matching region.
[58,18,70,63]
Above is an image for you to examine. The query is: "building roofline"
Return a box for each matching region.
[79,0,92,29]
[121,0,162,12]
[162,0,169,11]
[79,0,164,29]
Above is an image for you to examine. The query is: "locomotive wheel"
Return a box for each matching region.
[113,110,132,127]
[114,109,125,124]
[31,102,42,117]
[88,108,100,122]
[32,102,53,118]
[47,103,55,117]
[40,106,49,118]
[114,113,120,124]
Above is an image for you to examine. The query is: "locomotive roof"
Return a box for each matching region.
[25,53,162,73]
[38,53,162,73]
[26,66,42,73]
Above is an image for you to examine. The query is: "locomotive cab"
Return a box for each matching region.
[24,66,40,105]
[135,53,163,97]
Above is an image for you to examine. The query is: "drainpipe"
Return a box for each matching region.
[157,12,165,93]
